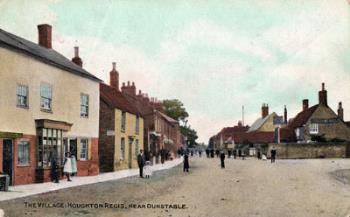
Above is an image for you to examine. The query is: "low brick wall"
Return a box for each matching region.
[267,143,349,159]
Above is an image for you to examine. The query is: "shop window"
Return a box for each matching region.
[37,128,63,167]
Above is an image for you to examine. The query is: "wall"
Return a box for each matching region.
[267,143,349,159]
[98,100,115,172]
[113,109,144,171]
[0,47,99,138]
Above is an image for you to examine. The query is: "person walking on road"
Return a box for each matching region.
[210,149,214,158]
[220,151,226,168]
[183,153,189,172]
[271,147,277,163]
[137,149,145,178]
[63,152,72,181]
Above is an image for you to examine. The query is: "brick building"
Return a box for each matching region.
[99,63,144,172]
[288,83,350,142]
[0,24,100,185]
[211,121,249,150]
[121,85,183,163]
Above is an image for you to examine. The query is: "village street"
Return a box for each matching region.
[1,157,350,217]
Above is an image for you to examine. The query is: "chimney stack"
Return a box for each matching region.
[261,103,269,118]
[121,80,137,96]
[338,102,344,121]
[109,62,119,90]
[71,47,83,67]
[37,24,52,49]
[318,82,328,106]
[302,99,309,111]
[284,105,287,124]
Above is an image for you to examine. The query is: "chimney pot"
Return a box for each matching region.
[72,46,83,67]
[74,47,79,57]
[122,82,125,87]
[127,81,130,86]
[318,83,328,106]
[112,62,116,70]
[109,62,119,90]
[338,101,344,121]
[322,82,325,90]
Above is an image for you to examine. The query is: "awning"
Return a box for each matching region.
[35,119,73,131]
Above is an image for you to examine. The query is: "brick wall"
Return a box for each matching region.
[267,142,349,159]
[77,138,99,176]
[0,139,2,173]
[98,100,115,172]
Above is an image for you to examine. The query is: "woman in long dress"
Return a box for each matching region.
[63,152,72,181]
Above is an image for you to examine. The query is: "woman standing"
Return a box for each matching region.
[63,152,72,181]
[183,153,189,172]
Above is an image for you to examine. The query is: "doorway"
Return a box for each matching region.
[3,139,13,185]
[128,138,133,168]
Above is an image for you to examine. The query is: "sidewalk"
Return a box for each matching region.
[0,158,183,202]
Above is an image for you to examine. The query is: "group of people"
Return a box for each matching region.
[137,150,152,178]
[50,151,77,183]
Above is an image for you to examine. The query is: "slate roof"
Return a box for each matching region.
[288,105,318,129]
[158,111,178,124]
[234,131,275,144]
[247,112,277,133]
[100,83,140,115]
[0,28,100,82]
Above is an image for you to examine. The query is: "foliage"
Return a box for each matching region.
[162,99,189,123]
[180,125,198,148]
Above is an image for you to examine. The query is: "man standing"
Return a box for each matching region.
[183,153,189,172]
[270,147,277,163]
[220,151,226,168]
[137,149,145,178]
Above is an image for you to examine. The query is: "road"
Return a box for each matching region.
[1,157,350,217]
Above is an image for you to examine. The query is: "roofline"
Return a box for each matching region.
[0,40,102,83]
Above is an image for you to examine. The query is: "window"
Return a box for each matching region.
[135,139,139,159]
[309,123,318,134]
[18,140,30,165]
[121,112,126,132]
[40,83,52,111]
[37,128,63,167]
[16,84,28,108]
[80,94,89,118]
[136,116,140,134]
[120,138,125,160]
[80,139,89,160]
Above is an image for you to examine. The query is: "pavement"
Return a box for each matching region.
[0,157,183,202]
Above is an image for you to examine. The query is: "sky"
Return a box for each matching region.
[1,0,350,143]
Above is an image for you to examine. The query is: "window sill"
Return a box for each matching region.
[41,108,53,113]
[80,115,89,119]
[17,105,29,109]
[17,164,30,167]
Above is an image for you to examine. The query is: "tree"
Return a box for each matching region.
[162,99,189,123]
[181,125,198,148]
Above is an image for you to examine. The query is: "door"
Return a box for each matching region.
[3,139,13,185]
[128,138,133,168]
[69,139,78,158]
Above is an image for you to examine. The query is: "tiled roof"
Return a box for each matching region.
[0,28,100,82]
[247,112,276,133]
[100,83,140,115]
[122,93,154,117]
[288,105,318,129]
[158,111,178,124]
[235,131,275,144]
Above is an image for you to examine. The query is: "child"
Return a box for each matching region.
[144,161,152,178]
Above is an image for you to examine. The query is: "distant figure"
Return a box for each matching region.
[220,151,225,168]
[177,149,181,158]
[210,149,214,158]
[190,150,194,157]
[137,149,145,178]
[199,150,202,157]
[257,150,261,160]
[215,150,220,158]
[233,150,237,159]
[160,149,165,164]
[63,152,72,181]
[271,148,277,163]
[228,150,232,158]
[183,154,189,172]
[206,149,210,158]
[238,149,242,157]
[71,154,77,176]
[262,154,267,161]
[144,161,152,178]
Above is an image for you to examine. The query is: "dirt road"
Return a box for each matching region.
[1,157,350,217]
